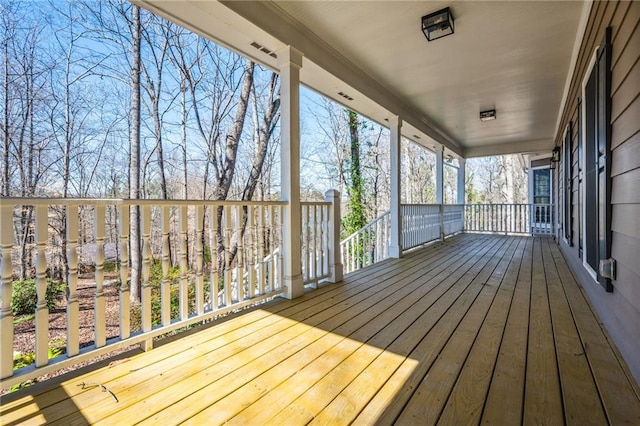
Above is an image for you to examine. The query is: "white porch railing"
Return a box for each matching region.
[301,201,330,287]
[1,197,551,388]
[338,203,552,276]
[340,211,391,274]
[401,204,465,250]
[444,204,465,236]
[463,203,555,236]
[339,204,466,274]
[0,198,288,388]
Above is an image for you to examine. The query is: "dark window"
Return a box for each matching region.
[582,27,612,291]
[577,99,583,258]
[533,169,551,205]
[533,168,551,223]
[563,122,573,244]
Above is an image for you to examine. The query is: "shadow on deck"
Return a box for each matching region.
[2,234,640,425]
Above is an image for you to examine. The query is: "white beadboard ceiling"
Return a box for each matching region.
[134,0,587,159]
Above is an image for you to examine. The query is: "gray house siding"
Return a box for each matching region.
[556,0,640,383]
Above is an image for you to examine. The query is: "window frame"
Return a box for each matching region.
[579,27,613,292]
[563,121,573,245]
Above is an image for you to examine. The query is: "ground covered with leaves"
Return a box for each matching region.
[6,278,131,394]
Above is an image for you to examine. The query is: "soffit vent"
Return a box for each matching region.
[338,91,354,101]
[250,41,277,59]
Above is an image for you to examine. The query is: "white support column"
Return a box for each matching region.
[436,145,444,204]
[278,46,304,299]
[436,145,445,241]
[325,189,343,283]
[457,158,466,205]
[389,115,402,258]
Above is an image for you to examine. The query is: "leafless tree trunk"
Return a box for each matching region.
[241,72,279,201]
[2,34,9,196]
[140,17,174,200]
[181,83,188,199]
[129,4,142,302]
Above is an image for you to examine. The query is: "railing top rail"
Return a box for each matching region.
[300,201,331,206]
[340,211,390,246]
[465,203,550,206]
[400,203,440,207]
[0,197,287,207]
[400,203,464,209]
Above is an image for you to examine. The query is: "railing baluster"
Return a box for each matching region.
[301,204,307,283]
[119,204,130,339]
[94,204,106,348]
[209,207,219,310]
[279,206,285,289]
[161,205,171,326]
[325,205,330,276]
[195,205,204,314]
[311,205,317,283]
[248,206,256,299]
[306,204,312,281]
[141,205,152,349]
[269,205,276,292]
[258,205,266,295]
[0,201,14,379]
[66,204,80,356]
[319,206,325,277]
[179,205,189,319]
[236,204,245,302]
[34,205,49,366]
[224,205,232,304]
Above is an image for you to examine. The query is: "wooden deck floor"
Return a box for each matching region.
[2,234,640,425]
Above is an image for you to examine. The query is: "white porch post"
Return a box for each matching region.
[278,46,304,299]
[436,144,444,204]
[457,157,466,204]
[325,189,343,283]
[436,145,444,241]
[389,115,402,258]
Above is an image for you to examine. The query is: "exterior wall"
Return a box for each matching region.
[556,0,640,383]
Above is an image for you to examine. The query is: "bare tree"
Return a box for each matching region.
[129,3,142,302]
[139,15,178,200]
[241,71,279,201]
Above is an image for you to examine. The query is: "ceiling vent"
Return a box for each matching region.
[250,41,277,59]
[338,91,354,101]
[480,109,497,122]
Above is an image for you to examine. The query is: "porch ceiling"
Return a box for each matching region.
[134,1,587,159]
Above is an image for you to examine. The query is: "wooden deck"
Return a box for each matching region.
[2,234,640,425]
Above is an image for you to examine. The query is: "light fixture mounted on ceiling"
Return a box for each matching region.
[480,109,496,122]
[421,7,454,42]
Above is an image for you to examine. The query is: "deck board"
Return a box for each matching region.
[542,238,607,424]
[437,237,526,424]
[481,238,533,424]
[2,234,640,425]
[523,238,564,424]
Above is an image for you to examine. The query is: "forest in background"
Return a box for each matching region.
[1,0,528,293]
[1,0,527,212]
